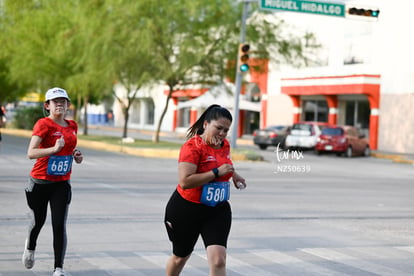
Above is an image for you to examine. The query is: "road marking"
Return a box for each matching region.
[92,182,144,197]
[10,246,414,275]
[250,249,348,275]
[81,252,145,276]
[396,246,414,254]
[349,246,414,272]
[301,247,412,276]
[135,251,206,275]
[194,250,276,276]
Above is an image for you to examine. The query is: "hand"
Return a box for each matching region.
[73,149,83,164]
[232,172,246,190]
[217,163,234,177]
[54,136,65,153]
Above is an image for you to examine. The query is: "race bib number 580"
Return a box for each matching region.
[47,155,73,176]
[200,182,230,207]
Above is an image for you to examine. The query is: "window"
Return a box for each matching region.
[130,101,141,124]
[322,128,344,136]
[303,100,328,122]
[146,99,154,125]
[178,107,191,127]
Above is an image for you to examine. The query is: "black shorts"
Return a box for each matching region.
[164,190,232,257]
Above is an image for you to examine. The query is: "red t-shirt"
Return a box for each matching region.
[176,135,233,203]
[30,117,78,181]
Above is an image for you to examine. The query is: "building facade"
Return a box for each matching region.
[255,0,414,153]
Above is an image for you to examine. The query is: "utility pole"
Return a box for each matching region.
[231,0,253,148]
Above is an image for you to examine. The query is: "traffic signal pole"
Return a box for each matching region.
[231,0,253,149]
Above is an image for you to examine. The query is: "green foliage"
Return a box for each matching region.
[13,106,45,130]
[1,0,317,97]
[1,0,319,138]
[139,0,242,87]
[0,58,21,103]
[2,0,116,100]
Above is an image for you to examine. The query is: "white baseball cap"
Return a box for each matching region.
[45,87,70,102]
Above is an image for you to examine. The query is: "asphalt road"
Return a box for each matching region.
[1,133,414,276]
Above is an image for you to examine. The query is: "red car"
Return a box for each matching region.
[315,125,370,157]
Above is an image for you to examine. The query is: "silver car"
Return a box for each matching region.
[285,121,331,150]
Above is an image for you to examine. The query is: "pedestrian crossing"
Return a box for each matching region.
[300,247,412,276]
[249,249,348,276]
[7,245,410,276]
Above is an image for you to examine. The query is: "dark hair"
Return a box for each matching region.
[186,104,233,139]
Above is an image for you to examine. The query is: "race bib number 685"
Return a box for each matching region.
[200,181,230,207]
[47,155,73,176]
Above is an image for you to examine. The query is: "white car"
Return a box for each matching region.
[285,122,331,150]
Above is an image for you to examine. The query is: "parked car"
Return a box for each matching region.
[253,125,291,150]
[285,121,331,150]
[315,125,370,157]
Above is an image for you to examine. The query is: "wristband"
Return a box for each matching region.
[212,168,219,178]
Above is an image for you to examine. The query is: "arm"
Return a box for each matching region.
[232,171,247,189]
[178,162,235,190]
[27,135,65,159]
[178,162,215,189]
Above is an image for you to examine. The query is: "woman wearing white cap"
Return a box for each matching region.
[22,87,83,276]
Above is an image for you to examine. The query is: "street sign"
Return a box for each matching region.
[259,0,345,18]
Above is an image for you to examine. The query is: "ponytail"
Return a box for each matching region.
[186,104,232,139]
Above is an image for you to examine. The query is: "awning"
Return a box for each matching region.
[177,83,261,112]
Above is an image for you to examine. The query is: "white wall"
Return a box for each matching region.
[112,83,175,133]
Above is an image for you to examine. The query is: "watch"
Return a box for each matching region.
[212,168,219,178]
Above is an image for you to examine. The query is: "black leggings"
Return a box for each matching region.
[164,190,232,257]
[25,180,71,268]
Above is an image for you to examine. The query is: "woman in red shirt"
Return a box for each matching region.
[22,87,83,276]
[164,104,246,276]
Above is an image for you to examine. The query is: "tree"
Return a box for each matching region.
[107,1,160,138]
[0,2,35,104]
[2,0,116,134]
[0,57,23,104]
[136,0,318,143]
[134,0,240,142]
[1,0,318,141]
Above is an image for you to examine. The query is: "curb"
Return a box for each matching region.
[2,128,32,138]
[370,152,414,165]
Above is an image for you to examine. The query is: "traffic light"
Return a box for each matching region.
[238,43,250,72]
[347,6,380,18]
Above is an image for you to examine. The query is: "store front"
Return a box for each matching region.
[281,74,380,149]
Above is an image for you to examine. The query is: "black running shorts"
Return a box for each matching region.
[164,190,232,257]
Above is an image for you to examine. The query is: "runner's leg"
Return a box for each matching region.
[50,182,71,269]
[25,184,49,250]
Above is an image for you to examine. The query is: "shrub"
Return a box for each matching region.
[13,106,46,130]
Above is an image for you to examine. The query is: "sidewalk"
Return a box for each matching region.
[2,126,414,164]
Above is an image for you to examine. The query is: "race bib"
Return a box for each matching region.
[47,155,73,176]
[200,181,230,207]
